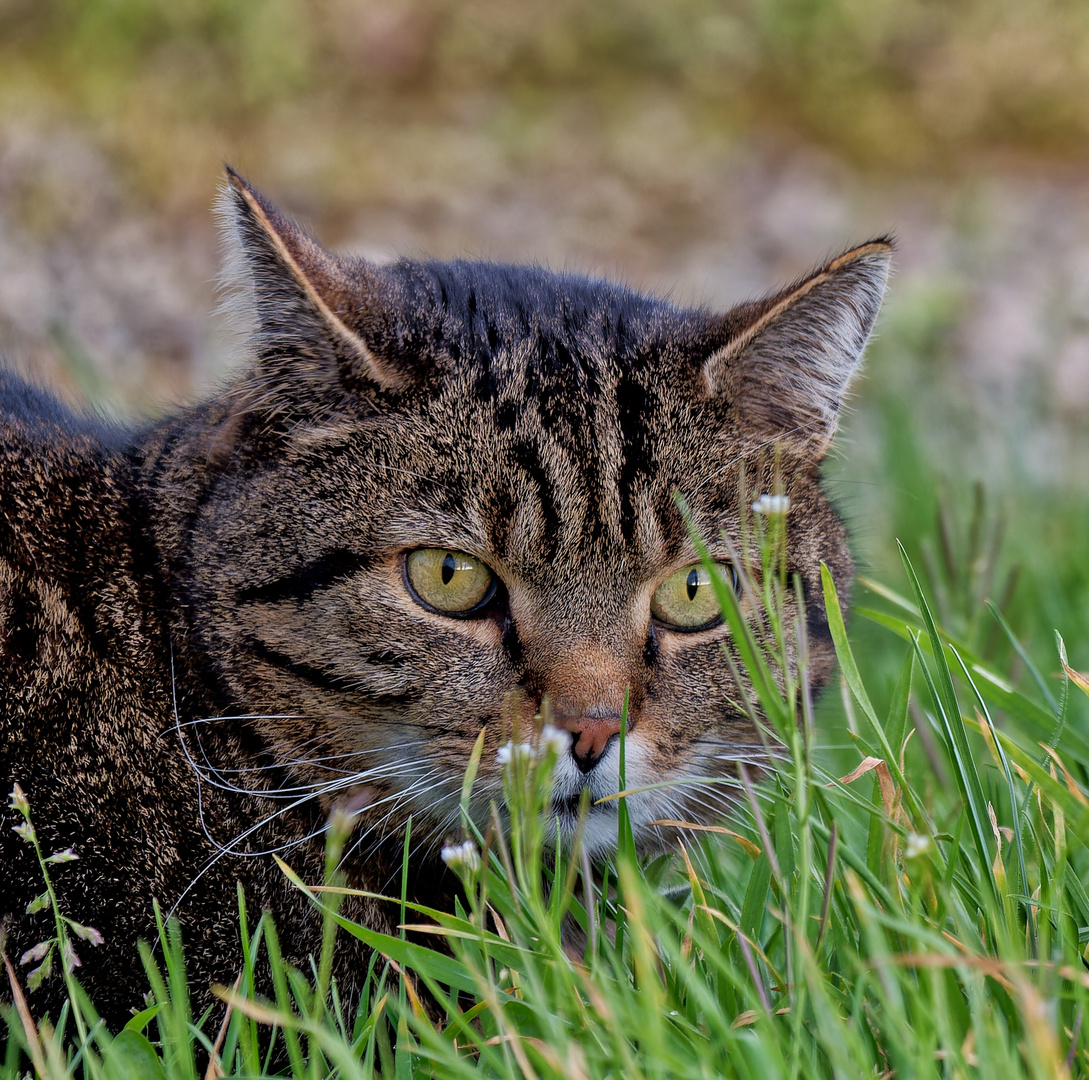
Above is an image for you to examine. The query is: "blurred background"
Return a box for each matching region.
[3,0,1089,685]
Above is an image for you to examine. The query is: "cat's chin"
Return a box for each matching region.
[545,737,669,859]
[545,798,675,861]
[567,812,623,861]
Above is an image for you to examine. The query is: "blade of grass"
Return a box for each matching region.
[821,564,924,825]
[900,542,999,912]
[951,649,1034,947]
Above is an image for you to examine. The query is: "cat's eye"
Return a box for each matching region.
[404,549,497,615]
[651,562,738,631]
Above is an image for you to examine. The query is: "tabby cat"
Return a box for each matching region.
[0,169,890,1023]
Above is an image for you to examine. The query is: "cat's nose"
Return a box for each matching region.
[558,715,623,774]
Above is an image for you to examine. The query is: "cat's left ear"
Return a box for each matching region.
[218,167,410,394]
[704,240,892,459]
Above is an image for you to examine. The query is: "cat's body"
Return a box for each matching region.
[1,170,890,1024]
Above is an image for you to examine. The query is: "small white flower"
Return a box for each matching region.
[9,784,29,815]
[68,922,104,946]
[20,940,51,966]
[904,832,930,859]
[45,847,79,864]
[497,740,534,765]
[440,839,480,872]
[61,939,81,973]
[539,724,570,755]
[751,494,790,515]
[12,820,35,844]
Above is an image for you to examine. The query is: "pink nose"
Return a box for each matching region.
[558,716,623,773]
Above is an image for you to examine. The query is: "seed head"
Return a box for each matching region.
[752,494,790,515]
[440,839,481,872]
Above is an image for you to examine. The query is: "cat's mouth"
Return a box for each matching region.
[550,790,617,819]
[548,786,627,859]
[546,733,634,827]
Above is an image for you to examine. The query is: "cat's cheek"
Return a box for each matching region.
[646,631,738,719]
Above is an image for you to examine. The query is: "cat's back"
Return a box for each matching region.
[0,367,128,510]
[0,367,123,447]
[0,368,152,711]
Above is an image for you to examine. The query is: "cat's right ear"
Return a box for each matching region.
[703,240,892,460]
[217,167,410,397]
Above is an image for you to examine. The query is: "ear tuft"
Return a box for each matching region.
[216,167,408,394]
[704,240,892,458]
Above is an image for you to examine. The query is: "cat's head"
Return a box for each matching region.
[165,169,889,861]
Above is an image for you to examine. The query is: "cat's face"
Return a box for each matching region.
[171,171,889,861]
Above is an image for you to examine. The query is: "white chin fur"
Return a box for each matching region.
[549,737,663,859]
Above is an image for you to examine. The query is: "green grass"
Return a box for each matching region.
[6,485,1089,1078]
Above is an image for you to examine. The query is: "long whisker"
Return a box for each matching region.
[166,652,461,918]
[335,771,462,891]
[168,764,447,921]
[181,713,428,797]
[194,743,428,779]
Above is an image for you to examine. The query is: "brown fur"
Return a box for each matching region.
[0,169,890,1025]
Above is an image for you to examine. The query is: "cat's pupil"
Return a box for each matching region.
[686,568,699,602]
[441,553,456,586]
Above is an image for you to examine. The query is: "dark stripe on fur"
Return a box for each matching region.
[237,549,373,605]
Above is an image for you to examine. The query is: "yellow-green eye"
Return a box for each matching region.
[404,549,496,615]
[651,563,734,631]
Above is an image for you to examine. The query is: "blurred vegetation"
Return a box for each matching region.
[830,270,1089,687]
[6,0,1089,211]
